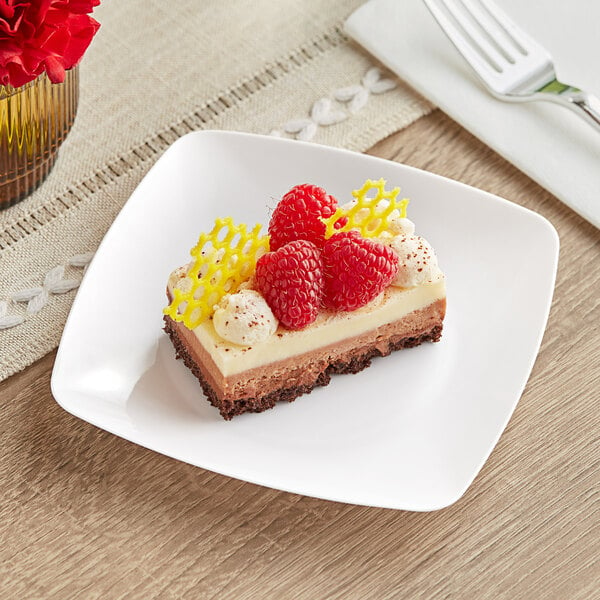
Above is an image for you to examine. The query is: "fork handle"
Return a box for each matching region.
[556,90,600,133]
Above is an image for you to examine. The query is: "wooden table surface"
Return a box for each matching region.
[1,110,598,599]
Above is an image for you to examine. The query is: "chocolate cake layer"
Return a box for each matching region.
[164,297,445,420]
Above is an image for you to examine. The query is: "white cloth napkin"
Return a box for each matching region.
[345,0,600,229]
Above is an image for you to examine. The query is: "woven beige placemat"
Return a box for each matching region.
[0,0,432,381]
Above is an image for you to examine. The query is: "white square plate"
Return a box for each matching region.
[51,131,559,511]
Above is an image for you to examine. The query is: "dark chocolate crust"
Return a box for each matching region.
[164,315,442,420]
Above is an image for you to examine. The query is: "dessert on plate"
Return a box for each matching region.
[163,179,446,419]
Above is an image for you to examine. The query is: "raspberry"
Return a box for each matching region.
[322,230,399,311]
[255,240,324,329]
[268,184,340,251]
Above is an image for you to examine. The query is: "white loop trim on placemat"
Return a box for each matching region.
[0,253,94,330]
[271,67,397,141]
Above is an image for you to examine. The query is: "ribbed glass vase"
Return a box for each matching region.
[0,66,79,210]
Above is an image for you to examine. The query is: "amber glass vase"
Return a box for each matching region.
[0,67,79,210]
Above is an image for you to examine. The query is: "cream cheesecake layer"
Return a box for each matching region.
[168,276,446,377]
[164,298,445,410]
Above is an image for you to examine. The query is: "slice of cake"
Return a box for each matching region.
[164,179,446,419]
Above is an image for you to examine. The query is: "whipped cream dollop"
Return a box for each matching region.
[213,289,278,346]
[388,235,443,288]
[386,216,415,237]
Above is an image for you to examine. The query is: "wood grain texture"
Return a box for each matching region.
[1,110,598,599]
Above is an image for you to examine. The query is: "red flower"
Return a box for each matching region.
[0,0,100,88]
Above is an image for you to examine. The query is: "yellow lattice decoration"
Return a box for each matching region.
[164,218,270,329]
[322,178,409,239]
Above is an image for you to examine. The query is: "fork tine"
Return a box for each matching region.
[460,0,519,62]
[479,0,546,58]
[424,0,500,81]
[436,0,507,71]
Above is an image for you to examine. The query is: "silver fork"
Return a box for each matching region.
[424,0,600,132]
